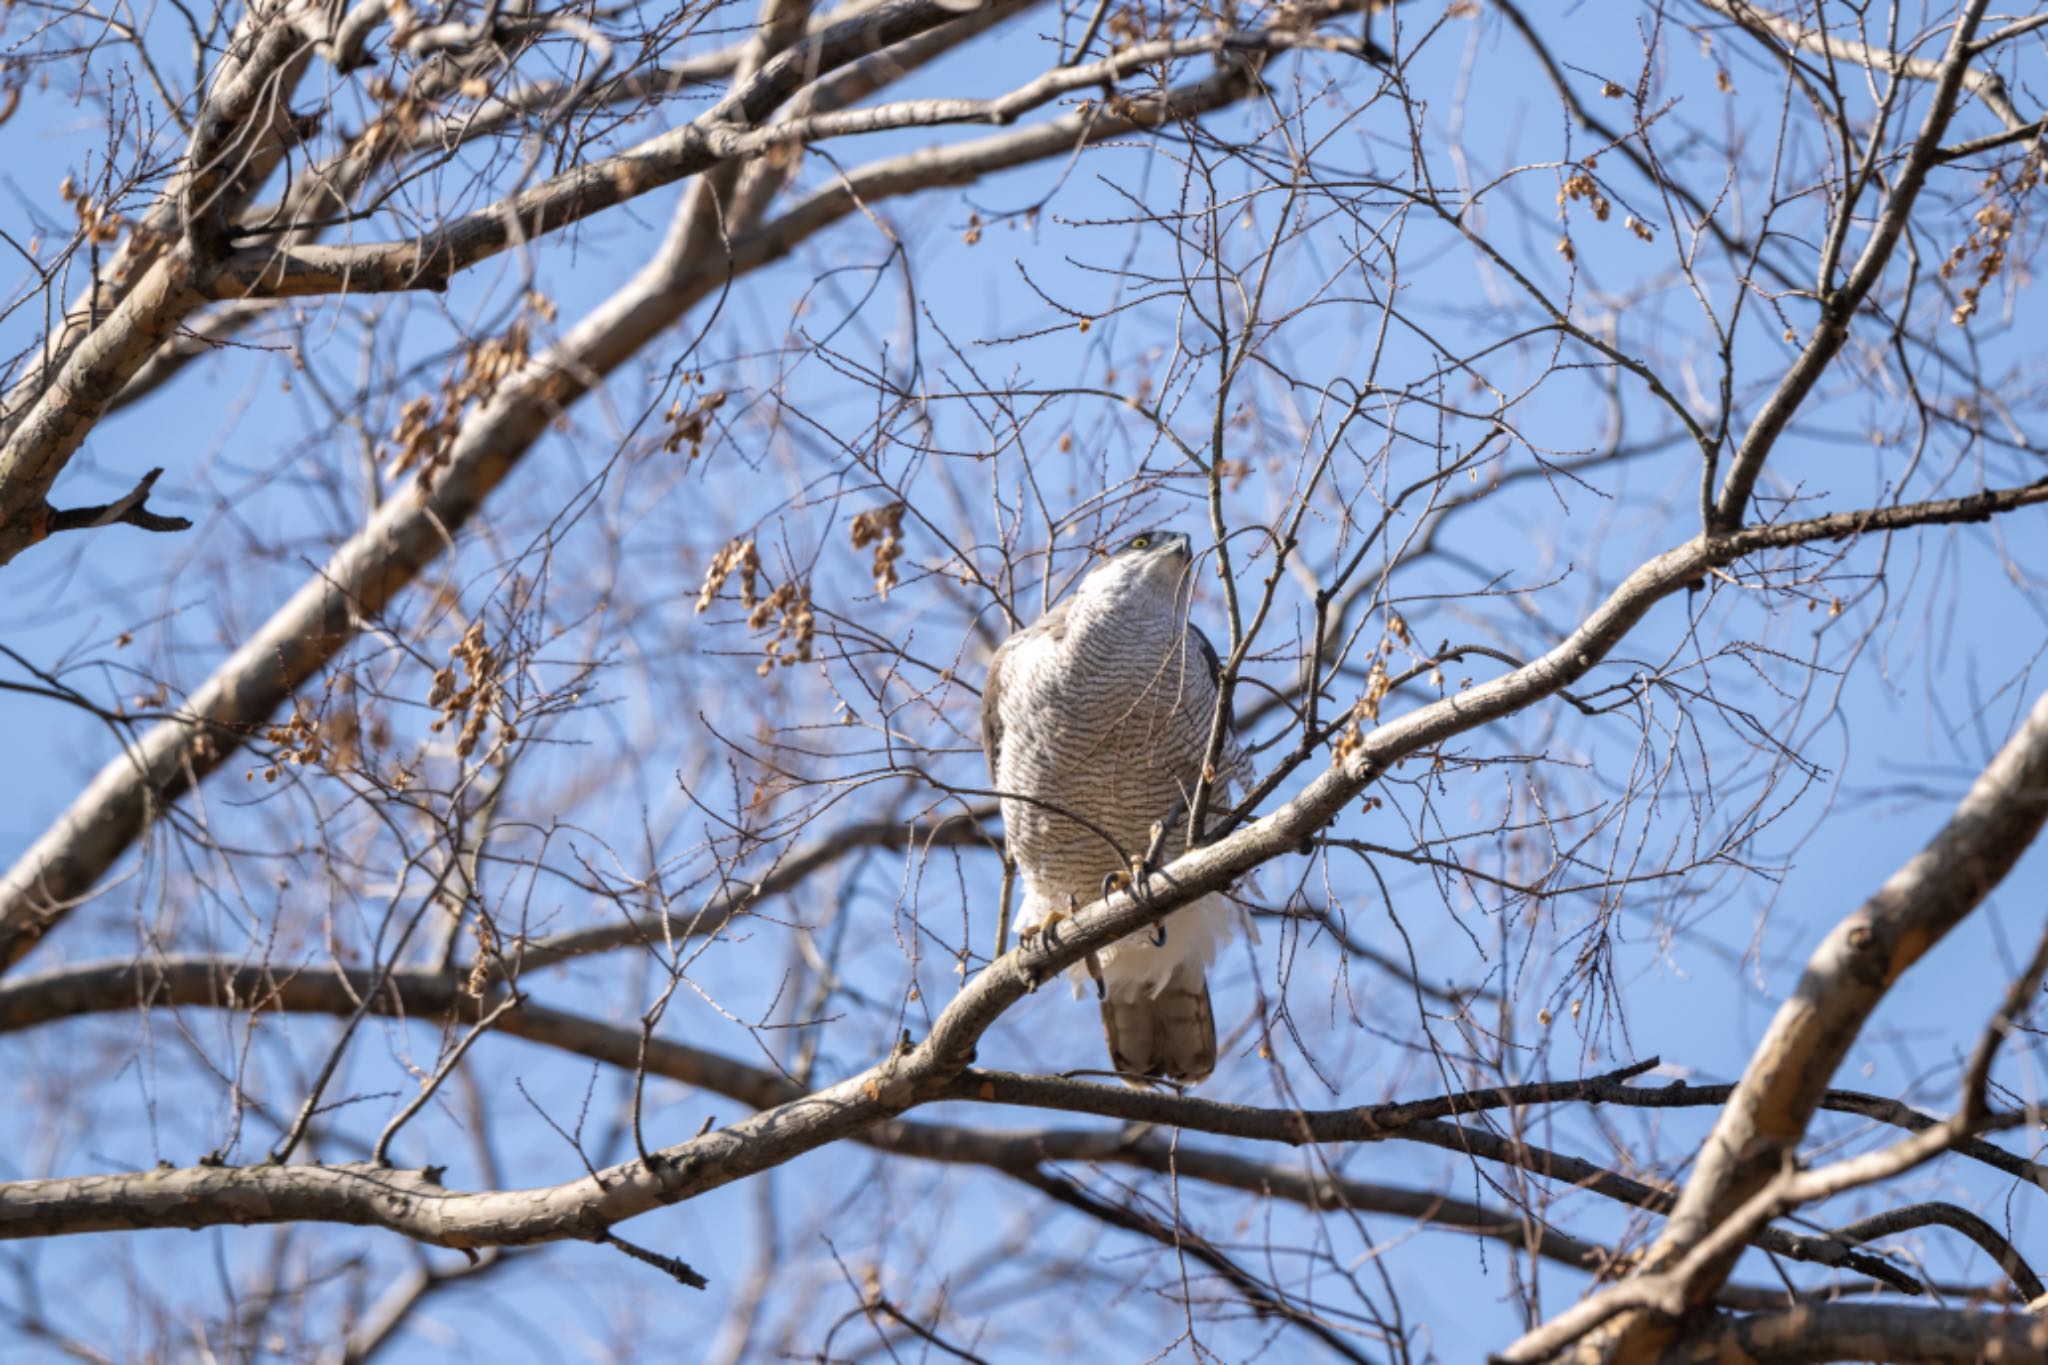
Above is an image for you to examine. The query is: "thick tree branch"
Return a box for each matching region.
[204,22,1375,301]
[0,957,1640,1269]
[0,959,1979,1300]
[1708,0,1995,531]
[0,5,324,562]
[1665,1302,2048,1363]
[0,60,1275,973]
[1524,684,2048,1360]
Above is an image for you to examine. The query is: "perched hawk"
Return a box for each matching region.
[981,530,1242,1085]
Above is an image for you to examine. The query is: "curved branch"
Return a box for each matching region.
[1668,1302,2048,1364]
[206,21,1379,301]
[1519,683,2048,1360]
[0,956,1626,1278]
[1829,1201,2044,1302]
[0,62,1269,973]
[1709,0,1996,530]
[0,958,1979,1300]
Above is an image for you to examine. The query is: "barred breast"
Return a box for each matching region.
[994,595,1218,904]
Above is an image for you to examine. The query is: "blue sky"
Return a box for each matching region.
[2,0,2047,1359]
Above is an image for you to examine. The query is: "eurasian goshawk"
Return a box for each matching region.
[981,530,1243,1085]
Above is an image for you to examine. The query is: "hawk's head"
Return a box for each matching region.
[1079,529,1195,603]
[1113,529,1192,562]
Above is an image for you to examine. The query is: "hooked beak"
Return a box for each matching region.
[1147,533,1195,590]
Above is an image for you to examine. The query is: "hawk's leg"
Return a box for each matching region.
[1070,892,1107,997]
[1143,815,1175,868]
[1104,862,1169,949]
[992,858,1018,960]
[1017,894,1107,997]
[1016,901,1070,994]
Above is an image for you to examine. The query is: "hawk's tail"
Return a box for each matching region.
[1099,963,1215,1086]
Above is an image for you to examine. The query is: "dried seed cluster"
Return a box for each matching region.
[428,621,510,759]
[1943,165,2034,327]
[58,174,124,245]
[663,388,728,456]
[1356,655,1393,724]
[245,673,370,782]
[248,706,325,784]
[1331,632,1400,767]
[1104,4,1171,47]
[1945,202,2013,326]
[385,320,532,491]
[696,537,762,614]
[750,581,815,675]
[1555,158,1658,254]
[464,914,499,998]
[848,501,906,600]
[356,73,425,155]
[1558,170,1611,222]
[1331,710,1365,768]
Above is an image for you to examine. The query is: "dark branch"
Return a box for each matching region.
[43,467,191,536]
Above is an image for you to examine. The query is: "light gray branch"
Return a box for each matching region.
[1699,0,2026,129]
[0,59,1272,974]
[1502,683,2048,1361]
[1709,0,1995,530]
[1665,1302,2048,1363]
[203,22,1373,301]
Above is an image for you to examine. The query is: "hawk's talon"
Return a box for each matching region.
[1019,898,1079,955]
[1101,870,1131,902]
[1147,923,1167,948]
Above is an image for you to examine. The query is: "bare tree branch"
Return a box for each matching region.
[0,58,1284,972]
[1663,1302,2048,1363]
[1709,0,1996,530]
[3,1,2044,1353]
[1515,686,2048,1359]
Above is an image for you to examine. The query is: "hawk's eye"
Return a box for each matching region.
[1128,535,1152,551]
